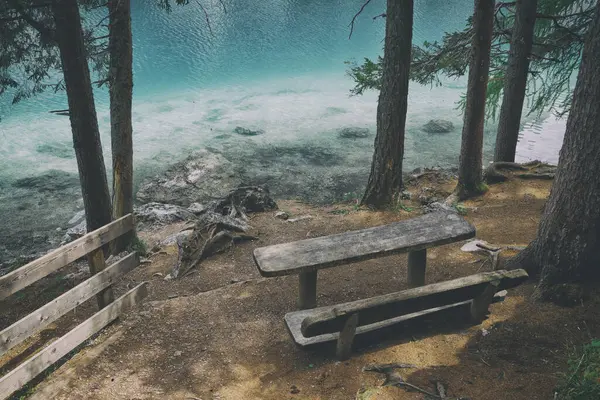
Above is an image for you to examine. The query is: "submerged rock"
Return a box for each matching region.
[234,126,265,136]
[338,127,370,139]
[422,119,454,133]
[13,170,79,192]
[136,149,241,206]
[135,202,195,225]
[36,142,74,159]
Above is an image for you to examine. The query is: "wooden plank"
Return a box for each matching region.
[0,252,139,356]
[0,282,147,400]
[253,212,475,277]
[0,214,134,300]
[285,291,509,347]
[301,270,528,337]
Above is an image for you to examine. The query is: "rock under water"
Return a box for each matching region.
[422,119,454,134]
[12,170,80,192]
[337,127,370,139]
[234,126,265,136]
[136,149,241,206]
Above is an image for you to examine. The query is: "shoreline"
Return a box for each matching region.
[0,116,560,270]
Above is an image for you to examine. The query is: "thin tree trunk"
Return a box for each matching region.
[361,0,413,208]
[494,0,538,162]
[108,0,134,253]
[456,0,494,199]
[510,4,600,303]
[52,0,112,233]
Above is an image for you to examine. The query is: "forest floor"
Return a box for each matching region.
[3,170,600,400]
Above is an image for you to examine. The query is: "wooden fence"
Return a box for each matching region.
[0,214,147,399]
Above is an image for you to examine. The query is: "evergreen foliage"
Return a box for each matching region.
[346,0,595,117]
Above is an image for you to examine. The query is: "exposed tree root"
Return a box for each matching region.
[485,161,557,183]
[172,186,276,278]
[484,161,528,183]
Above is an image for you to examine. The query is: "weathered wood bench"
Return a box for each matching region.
[285,269,528,360]
[253,211,476,309]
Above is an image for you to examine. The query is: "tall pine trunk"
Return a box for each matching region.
[456,0,494,199]
[52,0,112,233]
[361,0,413,208]
[510,4,600,303]
[108,0,134,252]
[494,0,538,162]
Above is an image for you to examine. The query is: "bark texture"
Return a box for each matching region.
[52,0,112,233]
[511,5,600,303]
[361,0,413,208]
[108,0,134,252]
[494,0,538,162]
[456,0,494,199]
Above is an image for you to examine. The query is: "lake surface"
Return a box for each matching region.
[0,0,565,264]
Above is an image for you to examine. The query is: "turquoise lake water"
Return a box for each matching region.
[0,0,566,263]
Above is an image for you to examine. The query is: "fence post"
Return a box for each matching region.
[87,249,114,308]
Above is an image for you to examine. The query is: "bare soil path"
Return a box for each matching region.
[4,174,600,399]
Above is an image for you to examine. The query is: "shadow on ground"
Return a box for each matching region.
[8,174,592,400]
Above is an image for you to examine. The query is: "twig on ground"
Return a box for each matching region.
[363,363,416,372]
[364,364,442,399]
[476,243,502,252]
[435,381,448,398]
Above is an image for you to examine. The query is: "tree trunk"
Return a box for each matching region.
[361,0,413,208]
[52,0,112,233]
[510,4,600,303]
[494,0,538,162]
[108,0,134,253]
[456,0,494,199]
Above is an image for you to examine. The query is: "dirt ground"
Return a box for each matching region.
[3,172,600,400]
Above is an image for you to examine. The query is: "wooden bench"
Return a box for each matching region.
[285,269,528,360]
[0,214,147,400]
[253,211,476,309]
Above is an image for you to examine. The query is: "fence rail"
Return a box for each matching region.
[0,214,145,400]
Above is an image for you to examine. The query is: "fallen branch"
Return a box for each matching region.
[464,240,530,271]
[49,108,70,116]
[363,363,416,372]
[476,242,501,252]
[517,172,555,180]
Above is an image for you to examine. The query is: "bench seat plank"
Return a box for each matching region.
[285,290,508,347]
[253,212,475,277]
[302,269,528,337]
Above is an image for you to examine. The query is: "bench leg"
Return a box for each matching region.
[470,280,500,322]
[407,249,427,288]
[336,313,359,361]
[298,271,318,310]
